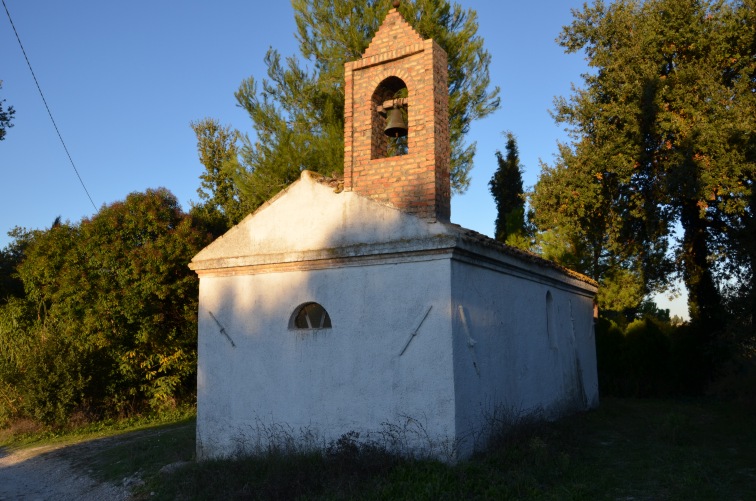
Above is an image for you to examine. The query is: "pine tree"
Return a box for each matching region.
[209,0,499,214]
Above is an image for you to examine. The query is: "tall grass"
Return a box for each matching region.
[136,398,756,499]
[4,398,753,500]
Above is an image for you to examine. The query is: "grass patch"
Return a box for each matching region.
[4,398,754,499]
[64,417,196,485]
[139,398,756,500]
[0,406,195,450]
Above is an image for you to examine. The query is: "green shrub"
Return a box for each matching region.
[623,319,672,396]
[19,332,92,425]
[668,323,709,395]
[0,189,212,427]
[594,317,625,396]
[595,316,713,397]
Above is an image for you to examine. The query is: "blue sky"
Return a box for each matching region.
[0,0,687,317]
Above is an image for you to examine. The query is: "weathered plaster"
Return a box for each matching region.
[450,260,598,457]
[196,258,456,459]
[192,171,598,461]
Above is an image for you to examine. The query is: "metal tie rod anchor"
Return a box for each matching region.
[399,305,433,356]
[208,311,236,348]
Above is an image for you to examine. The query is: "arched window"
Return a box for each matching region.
[371,76,409,159]
[291,302,332,329]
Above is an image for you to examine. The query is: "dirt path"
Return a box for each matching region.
[0,437,137,501]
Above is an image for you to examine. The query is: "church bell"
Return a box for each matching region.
[384,107,408,138]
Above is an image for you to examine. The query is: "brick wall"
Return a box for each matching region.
[343,8,451,222]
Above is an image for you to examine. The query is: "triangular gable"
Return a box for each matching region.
[362,8,424,59]
[189,171,451,271]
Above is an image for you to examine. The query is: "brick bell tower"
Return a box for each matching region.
[343,1,451,222]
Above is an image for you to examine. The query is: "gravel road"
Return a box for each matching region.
[0,440,133,501]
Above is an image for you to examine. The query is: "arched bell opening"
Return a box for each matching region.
[371,76,409,159]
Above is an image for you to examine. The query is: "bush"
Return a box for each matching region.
[0,189,213,427]
[622,319,672,396]
[596,317,711,397]
[594,317,625,396]
[19,333,92,425]
[668,323,709,395]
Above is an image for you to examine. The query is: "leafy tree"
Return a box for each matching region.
[218,0,499,212]
[0,223,97,424]
[0,189,212,424]
[191,118,249,230]
[0,230,27,303]
[532,144,611,281]
[670,314,686,327]
[636,299,671,323]
[531,143,650,315]
[489,132,529,249]
[70,189,210,409]
[0,81,15,141]
[0,297,33,425]
[535,0,755,333]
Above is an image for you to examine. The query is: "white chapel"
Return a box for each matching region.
[189,4,599,461]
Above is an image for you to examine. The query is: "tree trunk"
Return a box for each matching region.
[680,199,723,335]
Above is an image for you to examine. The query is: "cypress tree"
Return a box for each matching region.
[489,132,527,247]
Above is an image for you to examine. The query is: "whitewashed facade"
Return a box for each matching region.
[190,172,598,460]
[190,7,598,461]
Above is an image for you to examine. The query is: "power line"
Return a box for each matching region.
[2,0,98,212]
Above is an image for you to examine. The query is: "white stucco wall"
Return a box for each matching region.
[196,257,456,460]
[450,258,599,456]
[191,171,599,461]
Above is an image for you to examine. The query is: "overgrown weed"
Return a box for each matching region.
[145,398,756,499]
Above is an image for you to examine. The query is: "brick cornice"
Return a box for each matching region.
[346,43,425,72]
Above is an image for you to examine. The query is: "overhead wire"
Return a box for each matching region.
[2,0,98,212]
